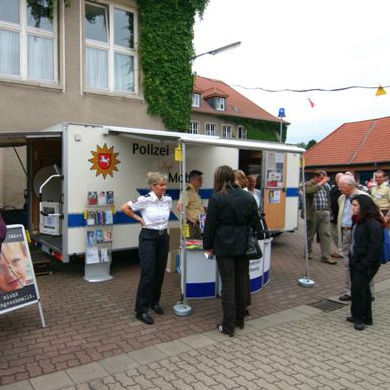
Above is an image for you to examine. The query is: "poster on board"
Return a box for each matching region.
[0,225,46,327]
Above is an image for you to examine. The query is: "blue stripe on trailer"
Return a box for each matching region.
[286,187,299,197]
[186,282,216,299]
[68,211,178,228]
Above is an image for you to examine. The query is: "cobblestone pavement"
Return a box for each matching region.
[1,222,390,386]
[2,279,390,390]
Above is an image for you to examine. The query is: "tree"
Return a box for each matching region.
[297,140,317,150]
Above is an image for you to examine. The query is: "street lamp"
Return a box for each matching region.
[192,41,241,60]
[278,108,286,143]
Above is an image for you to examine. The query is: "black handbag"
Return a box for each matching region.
[246,228,262,260]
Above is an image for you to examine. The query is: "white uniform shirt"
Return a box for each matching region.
[128,191,172,230]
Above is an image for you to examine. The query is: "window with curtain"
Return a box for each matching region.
[0,0,57,82]
[222,125,232,138]
[85,2,137,94]
[205,123,216,136]
[188,121,199,134]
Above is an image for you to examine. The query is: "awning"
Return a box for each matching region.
[0,131,62,147]
[103,126,305,154]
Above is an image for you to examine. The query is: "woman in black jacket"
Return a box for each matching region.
[203,165,259,336]
[348,194,383,330]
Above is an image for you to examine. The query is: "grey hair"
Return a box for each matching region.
[146,172,168,187]
[339,175,356,187]
[335,172,344,183]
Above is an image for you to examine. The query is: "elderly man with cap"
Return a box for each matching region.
[178,170,205,239]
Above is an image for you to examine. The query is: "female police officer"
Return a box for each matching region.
[122,172,172,325]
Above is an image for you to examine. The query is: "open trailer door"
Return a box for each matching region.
[0,130,64,259]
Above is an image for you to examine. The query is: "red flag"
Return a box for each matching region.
[308,98,315,108]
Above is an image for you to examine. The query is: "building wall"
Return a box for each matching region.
[190,112,246,138]
[0,0,164,133]
[0,0,165,208]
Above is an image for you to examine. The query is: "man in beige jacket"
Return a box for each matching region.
[337,175,370,301]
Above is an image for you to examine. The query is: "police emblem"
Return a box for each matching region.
[89,144,121,179]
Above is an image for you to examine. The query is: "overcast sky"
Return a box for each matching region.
[192,0,390,144]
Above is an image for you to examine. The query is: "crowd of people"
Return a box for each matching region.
[120,165,387,333]
[303,169,389,330]
[122,167,264,335]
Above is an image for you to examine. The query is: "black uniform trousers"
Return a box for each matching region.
[135,228,169,314]
[216,255,247,334]
[350,263,380,324]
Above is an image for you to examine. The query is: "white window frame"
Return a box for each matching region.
[238,126,247,139]
[0,0,58,84]
[84,1,138,95]
[205,123,216,136]
[215,97,225,111]
[189,121,199,134]
[222,125,232,138]
[191,93,201,107]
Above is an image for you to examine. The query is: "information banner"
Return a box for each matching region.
[0,225,45,327]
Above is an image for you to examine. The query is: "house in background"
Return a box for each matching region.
[190,76,286,141]
[304,115,390,184]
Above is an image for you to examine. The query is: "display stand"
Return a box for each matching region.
[83,192,114,282]
[185,241,218,299]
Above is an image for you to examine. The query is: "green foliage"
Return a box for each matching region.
[138,0,209,131]
[220,116,286,142]
[28,0,70,26]
[296,139,317,150]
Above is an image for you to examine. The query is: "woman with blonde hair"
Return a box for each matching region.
[203,165,259,336]
[234,170,248,190]
[122,172,172,325]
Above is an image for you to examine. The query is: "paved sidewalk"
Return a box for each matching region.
[2,278,390,390]
[2,223,390,386]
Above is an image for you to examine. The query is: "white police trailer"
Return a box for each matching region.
[0,123,304,269]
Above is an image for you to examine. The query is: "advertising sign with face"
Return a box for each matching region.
[0,225,40,315]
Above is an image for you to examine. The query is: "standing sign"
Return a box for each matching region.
[0,225,46,327]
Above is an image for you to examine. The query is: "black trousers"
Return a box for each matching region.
[135,229,169,314]
[350,263,380,324]
[216,255,247,334]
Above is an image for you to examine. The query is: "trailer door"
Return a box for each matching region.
[263,151,286,231]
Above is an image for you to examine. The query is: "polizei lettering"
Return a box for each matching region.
[132,143,169,156]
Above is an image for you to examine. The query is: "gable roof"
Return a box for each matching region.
[304,115,390,166]
[193,76,280,123]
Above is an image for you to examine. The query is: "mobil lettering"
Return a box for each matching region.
[168,172,190,183]
[132,143,169,156]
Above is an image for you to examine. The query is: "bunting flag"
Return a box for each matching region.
[308,98,315,107]
[376,85,386,96]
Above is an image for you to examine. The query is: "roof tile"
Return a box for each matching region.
[193,76,280,123]
[304,116,390,166]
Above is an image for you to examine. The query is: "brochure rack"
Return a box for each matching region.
[84,191,114,282]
